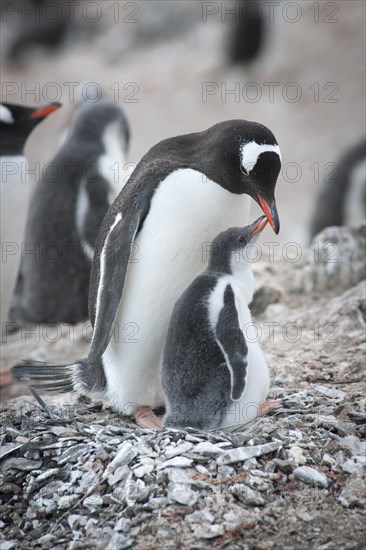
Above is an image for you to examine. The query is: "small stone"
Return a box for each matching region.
[288,446,307,466]
[294,466,329,488]
[107,534,134,550]
[0,443,22,460]
[114,518,131,532]
[124,479,149,505]
[273,459,293,474]
[341,456,366,476]
[107,465,131,486]
[217,441,282,465]
[167,467,197,484]
[340,435,366,457]
[0,543,16,550]
[133,464,154,478]
[157,456,193,470]
[314,385,346,400]
[223,505,257,527]
[103,441,138,479]
[230,484,265,506]
[338,478,366,508]
[217,465,235,479]
[322,453,336,467]
[0,458,42,473]
[168,483,198,506]
[68,514,84,529]
[83,494,104,510]
[58,495,79,509]
[194,442,224,457]
[165,442,193,458]
[193,523,224,539]
[185,509,214,524]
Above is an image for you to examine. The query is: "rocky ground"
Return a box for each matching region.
[0,225,365,550]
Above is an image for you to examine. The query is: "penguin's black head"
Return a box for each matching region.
[71,100,130,152]
[0,102,61,155]
[199,120,282,234]
[208,216,268,273]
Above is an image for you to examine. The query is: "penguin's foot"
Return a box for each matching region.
[0,369,13,388]
[258,400,280,416]
[134,406,163,429]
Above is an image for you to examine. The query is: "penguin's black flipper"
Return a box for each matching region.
[88,212,143,366]
[11,361,74,393]
[215,285,248,401]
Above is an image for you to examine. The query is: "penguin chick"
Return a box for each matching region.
[162,216,270,431]
[18,100,130,324]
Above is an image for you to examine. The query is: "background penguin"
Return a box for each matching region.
[15,100,130,324]
[228,0,265,66]
[5,0,75,63]
[0,101,61,338]
[162,216,272,430]
[12,119,281,428]
[310,137,366,240]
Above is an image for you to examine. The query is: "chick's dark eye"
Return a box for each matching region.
[238,236,245,243]
[240,164,248,176]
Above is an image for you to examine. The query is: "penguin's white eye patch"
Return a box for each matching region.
[240,141,282,174]
[0,105,14,124]
[240,164,248,176]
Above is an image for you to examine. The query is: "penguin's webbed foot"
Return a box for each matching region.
[258,400,280,416]
[134,406,163,429]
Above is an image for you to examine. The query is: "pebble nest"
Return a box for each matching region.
[1,226,365,549]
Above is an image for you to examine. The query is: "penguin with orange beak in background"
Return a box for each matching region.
[0,101,61,339]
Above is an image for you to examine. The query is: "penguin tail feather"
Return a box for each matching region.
[11,360,76,393]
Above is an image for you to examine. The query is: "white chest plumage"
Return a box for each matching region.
[207,271,269,429]
[102,168,251,410]
[1,155,31,326]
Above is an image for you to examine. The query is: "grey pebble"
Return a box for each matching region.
[107,534,134,549]
[294,466,329,488]
[217,441,282,465]
[168,483,198,506]
[230,484,266,506]
[193,523,225,539]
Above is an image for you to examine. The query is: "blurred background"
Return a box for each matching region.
[1,0,365,245]
[1,0,365,397]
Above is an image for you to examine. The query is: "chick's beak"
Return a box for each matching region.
[257,194,280,234]
[249,215,268,239]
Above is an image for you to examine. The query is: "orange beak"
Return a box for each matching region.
[249,216,268,238]
[257,194,280,234]
[30,103,61,120]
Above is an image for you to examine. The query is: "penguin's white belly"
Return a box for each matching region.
[102,168,251,410]
[344,158,366,227]
[208,276,270,429]
[220,323,270,428]
[0,156,31,328]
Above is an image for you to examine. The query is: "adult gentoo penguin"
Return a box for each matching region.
[162,216,271,430]
[0,101,61,336]
[12,120,282,428]
[16,100,130,324]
